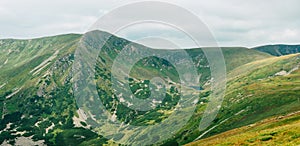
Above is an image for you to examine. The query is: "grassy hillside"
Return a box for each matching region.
[0,32,299,145]
[220,47,272,71]
[187,111,300,146]
[184,47,272,73]
[193,53,300,140]
[0,34,111,145]
[0,34,81,93]
[253,44,300,56]
[168,53,300,145]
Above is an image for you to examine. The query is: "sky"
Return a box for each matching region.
[0,0,299,47]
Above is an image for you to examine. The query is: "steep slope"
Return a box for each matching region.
[253,44,300,56]
[0,34,81,92]
[220,47,272,72]
[187,111,300,146]
[0,34,112,145]
[187,53,300,143]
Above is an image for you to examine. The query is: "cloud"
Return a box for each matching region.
[0,0,299,47]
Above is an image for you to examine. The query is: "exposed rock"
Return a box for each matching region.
[275,70,287,76]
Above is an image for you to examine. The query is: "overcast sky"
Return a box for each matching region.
[0,0,299,47]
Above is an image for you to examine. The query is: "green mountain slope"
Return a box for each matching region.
[187,111,300,146]
[203,53,300,138]
[253,44,300,56]
[167,53,300,145]
[0,34,111,145]
[221,47,272,72]
[0,32,299,145]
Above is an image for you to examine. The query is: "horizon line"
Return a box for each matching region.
[1,31,300,49]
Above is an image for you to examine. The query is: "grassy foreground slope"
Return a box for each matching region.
[186,53,300,145]
[167,54,300,145]
[187,111,300,146]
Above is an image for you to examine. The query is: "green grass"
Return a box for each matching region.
[187,112,300,146]
[193,54,300,140]
[221,47,272,71]
[165,54,300,145]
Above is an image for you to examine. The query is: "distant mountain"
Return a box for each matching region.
[253,44,300,56]
[0,31,299,145]
[220,47,272,71]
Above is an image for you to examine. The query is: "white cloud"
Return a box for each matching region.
[0,0,299,47]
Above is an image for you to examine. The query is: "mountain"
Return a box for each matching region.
[221,47,272,72]
[194,52,300,139]
[253,44,300,56]
[171,52,300,145]
[0,31,299,145]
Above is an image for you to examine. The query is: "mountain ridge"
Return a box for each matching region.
[1,31,299,53]
[0,31,299,145]
[253,44,300,56]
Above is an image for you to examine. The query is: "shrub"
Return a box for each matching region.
[259,135,272,141]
